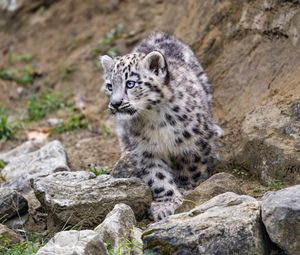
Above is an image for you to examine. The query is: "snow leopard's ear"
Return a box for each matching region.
[143,51,168,76]
[100,55,113,73]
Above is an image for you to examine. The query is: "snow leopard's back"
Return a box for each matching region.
[133,32,212,112]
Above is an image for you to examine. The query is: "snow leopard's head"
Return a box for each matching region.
[100,51,169,119]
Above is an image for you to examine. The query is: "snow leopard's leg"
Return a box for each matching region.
[136,155,183,221]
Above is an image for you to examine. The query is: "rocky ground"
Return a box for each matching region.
[0,0,299,255]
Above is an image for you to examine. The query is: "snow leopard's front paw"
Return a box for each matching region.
[150,200,182,221]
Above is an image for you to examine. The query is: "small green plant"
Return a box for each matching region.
[88,166,110,176]
[267,179,284,190]
[0,160,6,169]
[100,123,111,139]
[232,168,248,181]
[0,68,15,81]
[50,114,88,134]
[92,24,124,61]
[0,108,18,140]
[0,53,38,85]
[59,64,77,81]
[15,54,35,63]
[27,91,65,121]
[0,233,45,255]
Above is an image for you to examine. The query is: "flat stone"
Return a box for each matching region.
[143,192,268,255]
[262,185,300,255]
[0,187,28,221]
[36,230,108,255]
[1,140,70,193]
[176,172,242,213]
[33,171,152,228]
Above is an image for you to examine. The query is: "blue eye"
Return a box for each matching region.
[126,80,135,89]
[106,83,113,91]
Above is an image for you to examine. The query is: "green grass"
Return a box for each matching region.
[0,233,45,255]
[27,91,65,121]
[0,160,6,169]
[0,108,18,140]
[92,24,124,62]
[0,53,38,85]
[50,114,88,134]
[100,123,111,139]
[59,64,77,81]
[232,168,248,182]
[88,166,110,176]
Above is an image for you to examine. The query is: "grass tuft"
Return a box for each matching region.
[27,91,65,121]
[50,113,88,134]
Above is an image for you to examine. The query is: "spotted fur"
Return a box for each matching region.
[100,32,222,221]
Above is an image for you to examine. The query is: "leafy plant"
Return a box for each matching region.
[0,233,45,255]
[0,53,39,85]
[232,168,248,181]
[0,68,15,81]
[0,108,18,140]
[27,91,65,121]
[267,179,284,190]
[88,166,110,176]
[92,24,124,60]
[50,114,88,134]
[0,160,6,169]
[100,123,111,139]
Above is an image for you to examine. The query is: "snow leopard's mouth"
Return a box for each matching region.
[109,105,137,116]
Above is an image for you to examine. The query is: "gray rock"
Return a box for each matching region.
[0,187,28,221]
[176,172,242,213]
[131,227,143,255]
[0,223,23,245]
[36,230,108,255]
[1,140,70,193]
[0,0,22,12]
[33,171,152,228]
[143,192,268,255]
[0,140,45,163]
[94,203,136,255]
[262,185,300,255]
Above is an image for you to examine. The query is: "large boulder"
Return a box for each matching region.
[164,0,300,184]
[0,187,28,221]
[261,185,300,255]
[94,203,137,255]
[32,171,152,228]
[176,172,242,213]
[36,230,108,255]
[143,192,268,255]
[1,140,70,193]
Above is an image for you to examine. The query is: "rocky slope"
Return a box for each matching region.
[0,0,299,255]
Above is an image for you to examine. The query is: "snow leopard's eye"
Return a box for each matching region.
[106,83,113,91]
[126,80,136,89]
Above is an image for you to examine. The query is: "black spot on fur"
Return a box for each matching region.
[165,113,176,126]
[182,130,191,139]
[142,151,154,158]
[192,172,201,182]
[172,105,180,112]
[148,179,154,187]
[189,165,198,172]
[156,172,166,180]
[154,187,165,194]
[165,190,174,197]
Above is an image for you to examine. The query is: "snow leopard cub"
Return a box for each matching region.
[100,33,222,221]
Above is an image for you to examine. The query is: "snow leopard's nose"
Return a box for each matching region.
[110,100,123,110]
